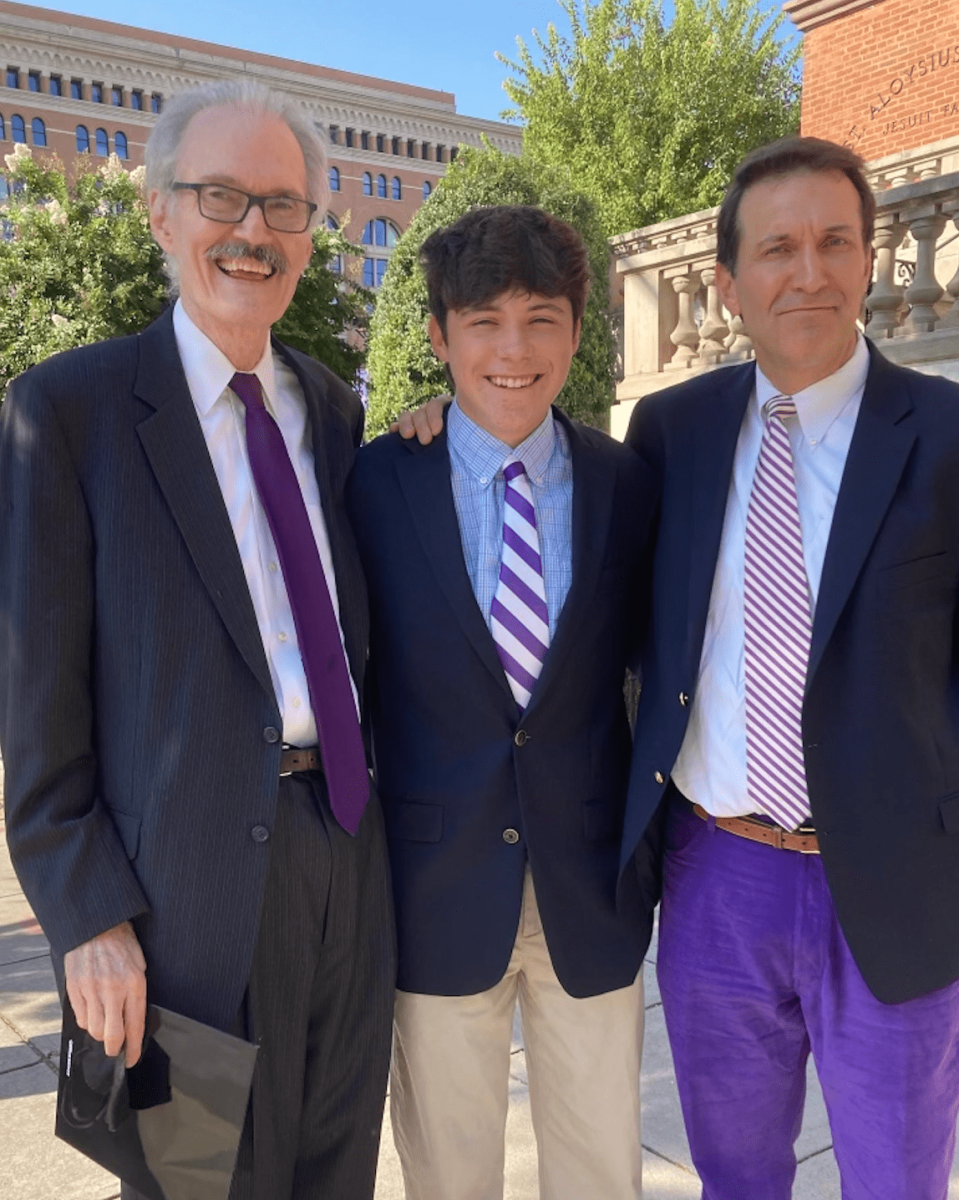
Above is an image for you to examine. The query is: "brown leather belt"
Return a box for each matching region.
[280,746,322,776]
[692,804,820,854]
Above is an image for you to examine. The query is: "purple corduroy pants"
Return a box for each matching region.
[658,794,959,1200]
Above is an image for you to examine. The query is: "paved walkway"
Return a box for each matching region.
[2,756,958,1198]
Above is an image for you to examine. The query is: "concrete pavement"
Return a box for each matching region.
[2,754,958,1199]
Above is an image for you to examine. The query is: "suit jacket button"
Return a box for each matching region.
[679,692,689,706]
[263,726,281,744]
[514,730,528,747]
[503,828,520,844]
[251,825,270,843]
[654,771,665,784]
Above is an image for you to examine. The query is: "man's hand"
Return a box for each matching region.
[390,395,452,444]
[64,921,147,1066]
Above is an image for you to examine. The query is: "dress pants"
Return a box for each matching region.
[391,868,645,1200]
[658,793,959,1200]
[120,770,396,1200]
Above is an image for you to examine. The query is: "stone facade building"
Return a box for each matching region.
[0,0,522,286]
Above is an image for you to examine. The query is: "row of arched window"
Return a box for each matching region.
[0,113,47,147]
[325,213,401,290]
[75,126,129,159]
[327,166,432,202]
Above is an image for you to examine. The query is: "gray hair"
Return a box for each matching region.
[145,78,328,216]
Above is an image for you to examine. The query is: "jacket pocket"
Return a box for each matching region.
[938,793,959,834]
[109,808,141,860]
[583,797,622,842]
[384,800,444,843]
[876,550,950,595]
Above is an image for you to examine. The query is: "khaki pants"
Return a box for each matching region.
[391,870,645,1200]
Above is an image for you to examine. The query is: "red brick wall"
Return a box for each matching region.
[801,0,959,160]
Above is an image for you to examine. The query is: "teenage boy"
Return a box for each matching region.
[346,205,657,1200]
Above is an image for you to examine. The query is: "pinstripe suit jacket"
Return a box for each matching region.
[0,307,370,1031]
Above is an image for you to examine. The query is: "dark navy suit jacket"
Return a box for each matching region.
[347,409,658,998]
[0,308,372,1032]
[620,345,959,1005]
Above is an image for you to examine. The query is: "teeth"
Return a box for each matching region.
[489,375,537,389]
[216,258,272,276]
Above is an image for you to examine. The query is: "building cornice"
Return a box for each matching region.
[782,0,887,34]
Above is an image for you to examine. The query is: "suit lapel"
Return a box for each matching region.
[529,412,613,705]
[134,311,275,702]
[807,350,916,683]
[396,430,515,702]
[686,365,753,654]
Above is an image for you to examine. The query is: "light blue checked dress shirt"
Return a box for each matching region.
[447,400,573,640]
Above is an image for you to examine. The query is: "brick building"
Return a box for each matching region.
[0,0,522,286]
[785,0,959,160]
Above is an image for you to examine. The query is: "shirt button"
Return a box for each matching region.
[654,771,665,785]
[514,729,528,747]
[679,692,689,706]
[278,631,288,642]
[503,828,520,845]
[251,825,270,843]
[263,726,280,744]
[292,697,302,709]
[269,562,279,573]
[480,476,489,485]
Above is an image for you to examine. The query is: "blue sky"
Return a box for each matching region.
[36,0,796,123]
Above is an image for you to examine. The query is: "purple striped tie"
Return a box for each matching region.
[743,396,813,831]
[230,372,369,835]
[490,459,549,708]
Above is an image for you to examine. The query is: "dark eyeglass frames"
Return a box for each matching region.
[172,182,317,233]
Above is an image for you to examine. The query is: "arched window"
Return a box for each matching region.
[391,176,401,201]
[76,124,89,153]
[362,171,372,197]
[362,218,399,248]
[114,130,128,159]
[95,127,109,156]
[329,165,340,192]
[11,114,25,144]
[31,117,46,147]
[376,174,387,199]
[0,114,5,141]
[422,180,432,200]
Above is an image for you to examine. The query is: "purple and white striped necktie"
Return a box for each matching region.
[743,395,813,831]
[490,458,550,708]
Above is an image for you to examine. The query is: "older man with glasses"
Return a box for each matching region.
[0,80,395,1200]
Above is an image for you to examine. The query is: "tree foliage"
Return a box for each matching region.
[365,145,614,437]
[499,0,801,238]
[0,145,368,395]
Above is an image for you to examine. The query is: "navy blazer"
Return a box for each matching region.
[347,410,658,998]
[620,345,959,1005]
[0,308,372,1031]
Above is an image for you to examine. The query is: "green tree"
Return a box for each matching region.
[499,0,801,238]
[0,145,368,394]
[365,145,614,436]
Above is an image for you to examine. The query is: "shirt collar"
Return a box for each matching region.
[447,399,557,487]
[172,299,276,416]
[755,332,870,445]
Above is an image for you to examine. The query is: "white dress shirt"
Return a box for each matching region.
[172,300,357,746]
[672,334,870,816]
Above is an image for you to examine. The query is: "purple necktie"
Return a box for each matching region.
[490,458,550,708]
[743,395,812,831]
[230,372,368,834]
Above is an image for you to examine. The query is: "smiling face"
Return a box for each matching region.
[149,104,314,368]
[715,170,873,395]
[428,289,581,447]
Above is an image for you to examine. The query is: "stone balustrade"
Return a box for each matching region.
[610,136,959,439]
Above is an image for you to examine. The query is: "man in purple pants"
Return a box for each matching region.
[620,136,959,1197]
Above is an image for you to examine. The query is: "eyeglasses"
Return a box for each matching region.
[172,182,317,233]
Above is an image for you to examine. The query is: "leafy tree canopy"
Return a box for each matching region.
[499,0,801,238]
[0,145,367,395]
[365,145,614,437]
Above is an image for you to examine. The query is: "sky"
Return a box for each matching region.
[34,0,576,122]
[32,0,798,124]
